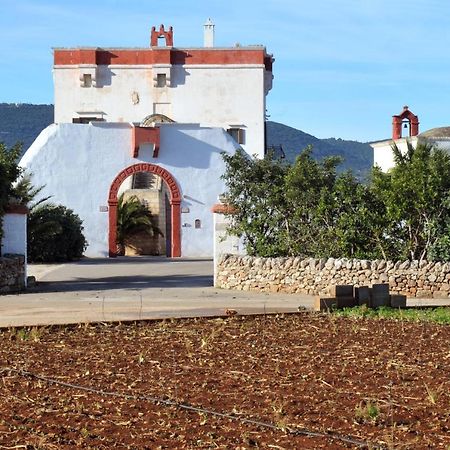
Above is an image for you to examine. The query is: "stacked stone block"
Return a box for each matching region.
[314,284,407,311]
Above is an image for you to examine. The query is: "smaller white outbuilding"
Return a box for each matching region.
[371,106,450,172]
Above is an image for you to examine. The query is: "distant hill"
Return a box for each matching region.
[266,121,373,176]
[0,103,53,152]
[0,104,373,175]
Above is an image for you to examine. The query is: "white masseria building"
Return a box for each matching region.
[20,21,274,258]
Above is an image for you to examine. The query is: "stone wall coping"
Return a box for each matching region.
[5,204,29,215]
[211,203,237,214]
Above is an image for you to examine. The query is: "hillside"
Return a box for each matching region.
[0,103,53,151]
[0,104,373,175]
[266,121,373,175]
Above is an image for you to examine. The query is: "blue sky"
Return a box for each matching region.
[1,0,450,142]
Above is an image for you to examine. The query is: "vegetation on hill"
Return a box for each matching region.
[222,143,450,261]
[266,121,373,177]
[0,103,53,153]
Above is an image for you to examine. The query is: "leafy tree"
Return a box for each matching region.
[28,205,87,262]
[328,172,390,259]
[284,148,388,258]
[222,143,450,262]
[116,193,162,255]
[371,142,450,261]
[284,146,341,256]
[221,149,288,256]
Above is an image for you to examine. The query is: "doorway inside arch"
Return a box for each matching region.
[117,171,171,256]
[108,163,181,258]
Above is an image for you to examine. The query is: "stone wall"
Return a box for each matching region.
[216,255,450,299]
[0,254,26,293]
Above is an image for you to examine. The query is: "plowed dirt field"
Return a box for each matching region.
[0,313,449,449]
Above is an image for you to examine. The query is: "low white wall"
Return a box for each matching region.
[1,211,27,288]
[213,208,245,286]
[2,213,27,258]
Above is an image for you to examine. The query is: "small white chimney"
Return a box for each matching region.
[204,18,215,47]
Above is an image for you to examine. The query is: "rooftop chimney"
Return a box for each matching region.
[204,18,215,47]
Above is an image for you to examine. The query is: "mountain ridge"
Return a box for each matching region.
[0,103,373,174]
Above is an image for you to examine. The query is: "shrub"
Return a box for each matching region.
[28,204,87,262]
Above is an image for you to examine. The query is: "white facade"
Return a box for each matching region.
[54,63,269,157]
[20,122,240,258]
[53,29,273,159]
[372,131,450,172]
[372,137,418,172]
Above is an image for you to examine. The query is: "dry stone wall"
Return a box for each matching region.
[0,254,26,293]
[217,255,450,299]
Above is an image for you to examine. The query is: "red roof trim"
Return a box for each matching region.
[54,48,270,67]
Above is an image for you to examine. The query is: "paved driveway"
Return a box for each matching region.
[0,257,313,327]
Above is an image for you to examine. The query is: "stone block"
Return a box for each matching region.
[416,289,433,298]
[371,283,390,307]
[432,291,449,299]
[329,284,354,298]
[355,286,371,306]
[314,296,357,311]
[314,297,338,312]
[336,296,358,308]
[390,294,407,308]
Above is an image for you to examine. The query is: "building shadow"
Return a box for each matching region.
[27,274,213,293]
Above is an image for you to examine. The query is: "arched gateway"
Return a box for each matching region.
[108,163,182,257]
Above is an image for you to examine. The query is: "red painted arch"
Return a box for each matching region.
[108,163,181,257]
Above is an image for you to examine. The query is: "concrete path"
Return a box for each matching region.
[1,257,449,328]
[0,257,314,328]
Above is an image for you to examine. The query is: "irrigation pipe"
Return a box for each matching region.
[1,367,385,449]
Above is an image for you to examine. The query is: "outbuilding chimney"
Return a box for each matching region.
[204,18,215,47]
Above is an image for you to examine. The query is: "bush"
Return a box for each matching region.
[28,204,87,262]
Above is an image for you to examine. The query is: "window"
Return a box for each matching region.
[156,73,167,87]
[227,128,245,145]
[82,74,92,87]
[72,117,103,124]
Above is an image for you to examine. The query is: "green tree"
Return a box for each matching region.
[222,143,450,262]
[284,146,341,256]
[328,172,390,259]
[371,142,450,261]
[28,204,87,262]
[221,149,288,256]
[116,193,162,255]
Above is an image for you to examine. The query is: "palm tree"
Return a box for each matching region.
[116,193,162,255]
[10,172,51,208]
